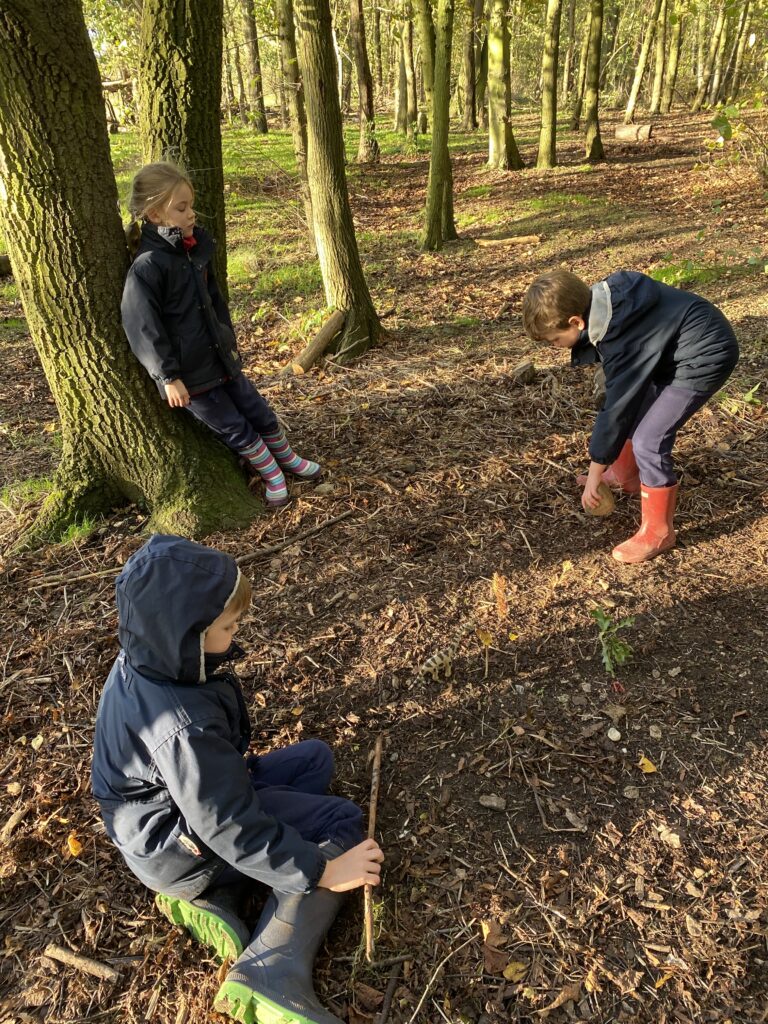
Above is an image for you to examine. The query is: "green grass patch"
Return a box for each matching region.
[58,515,99,545]
[524,191,603,212]
[250,262,323,303]
[463,185,492,199]
[1,476,53,510]
[648,257,765,288]
[0,280,19,303]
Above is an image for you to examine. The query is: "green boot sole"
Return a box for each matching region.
[154,893,246,961]
[213,980,326,1024]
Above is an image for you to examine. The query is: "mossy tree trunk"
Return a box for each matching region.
[623,0,661,123]
[569,10,591,130]
[294,0,380,359]
[560,0,577,103]
[649,0,667,114]
[423,0,459,249]
[727,2,751,102]
[350,0,380,161]
[0,0,261,546]
[242,0,269,132]
[583,0,605,162]
[404,16,419,135]
[707,9,730,105]
[276,0,315,240]
[413,0,436,129]
[691,3,726,111]
[535,0,563,168]
[660,3,684,114]
[487,0,523,170]
[139,0,229,297]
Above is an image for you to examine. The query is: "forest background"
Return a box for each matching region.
[1,0,767,1022]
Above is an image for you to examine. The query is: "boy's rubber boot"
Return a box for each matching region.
[155,882,251,961]
[213,843,345,1024]
[612,483,679,563]
[577,440,641,494]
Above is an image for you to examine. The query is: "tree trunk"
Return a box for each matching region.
[241,0,269,132]
[560,0,577,103]
[623,0,662,123]
[696,5,705,90]
[373,5,383,90]
[649,0,666,114]
[691,4,726,112]
[223,49,236,124]
[225,0,250,124]
[139,0,230,298]
[277,49,289,127]
[707,10,730,105]
[727,4,751,101]
[660,3,683,114]
[583,0,605,162]
[473,0,488,128]
[404,17,419,133]
[570,10,591,131]
[276,0,314,240]
[423,0,458,249]
[0,0,260,545]
[294,0,380,359]
[486,0,523,170]
[350,0,380,161]
[394,29,409,131]
[413,0,436,127]
[461,0,477,130]
[536,0,563,168]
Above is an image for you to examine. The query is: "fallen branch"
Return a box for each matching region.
[43,944,121,983]
[364,734,384,962]
[281,309,346,376]
[376,959,403,1024]
[614,123,652,142]
[475,234,541,248]
[236,509,356,566]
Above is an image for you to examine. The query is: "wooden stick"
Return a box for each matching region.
[43,943,121,982]
[236,509,356,566]
[475,233,540,248]
[280,309,345,376]
[364,734,384,962]
[375,959,403,1024]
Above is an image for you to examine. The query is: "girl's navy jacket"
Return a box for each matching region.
[121,224,243,395]
[571,271,739,465]
[91,535,326,900]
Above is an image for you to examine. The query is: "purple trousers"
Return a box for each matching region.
[629,383,714,487]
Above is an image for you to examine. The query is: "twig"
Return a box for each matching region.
[406,934,475,1024]
[376,959,403,1024]
[364,734,384,962]
[31,567,120,590]
[236,509,356,566]
[43,943,121,983]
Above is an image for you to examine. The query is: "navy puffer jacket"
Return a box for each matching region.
[571,272,738,465]
[121,224,243,396]
[91,535,327,900]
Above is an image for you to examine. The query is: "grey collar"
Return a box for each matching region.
[588,281,612,345]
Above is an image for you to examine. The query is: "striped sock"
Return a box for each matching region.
[239,437,289,505]
[262,429,321,480]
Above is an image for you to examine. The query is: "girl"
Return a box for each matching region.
[121,162,320,508]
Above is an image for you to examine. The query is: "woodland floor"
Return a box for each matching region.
[1,110,767,1024]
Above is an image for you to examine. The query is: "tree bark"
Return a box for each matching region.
[649,0,667,115]
[583,0,605,162]
[350,0,380,161]
[413,0,436,127]
[623,0,662,123]
[560,0,577,103]
[660,3,683,114]
[486,0,523,170]
[535,0,563,168]
[691,3,726,112]
[241,0,269,132]
[727,3,751,101]
[423,0,458,249]
[294,0,380,359]
[0,0,260,544]
[394,29,408,131]
[225,0,250,124]
[139,0,229,298]
[276,0,314,239]
[223,41,236,123]
[460,0,477,129]
[404,16,419,134]
[373,5,383,90]
[569,10,591,131]
[707,9,730,105]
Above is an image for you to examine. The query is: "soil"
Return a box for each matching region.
[1,111,767,1024]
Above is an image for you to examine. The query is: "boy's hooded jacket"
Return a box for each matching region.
[571,271,738,465]
[91,535,327,899]
[121,224,243,396]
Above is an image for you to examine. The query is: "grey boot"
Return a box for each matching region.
[155,880,252,962]
[213,843,345,1024]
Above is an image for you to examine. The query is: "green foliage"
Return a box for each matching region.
[1,476,53,510]
[591,607,634,678]
[58,515,99,545]
[709,104,768,186]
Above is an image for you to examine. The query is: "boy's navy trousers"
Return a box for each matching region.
[185,373,279,451]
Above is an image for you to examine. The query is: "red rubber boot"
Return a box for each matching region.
[577,440,641,494]
[612,484,678,563]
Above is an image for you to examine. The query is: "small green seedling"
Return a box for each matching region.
[591,607,635,678]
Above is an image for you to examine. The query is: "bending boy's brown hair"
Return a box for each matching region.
[522,269,592,341]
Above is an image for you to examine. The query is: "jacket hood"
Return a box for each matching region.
[116,534,241,684]
[138,223,215,263]
[588,271,661,345]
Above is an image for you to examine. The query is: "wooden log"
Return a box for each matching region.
[475,233,540,248]
[43,944,121,983]
[614,123,652,142]
[0,254,12,277]
[280,309,346,375]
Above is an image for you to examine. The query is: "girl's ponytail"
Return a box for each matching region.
[125,220,142,260]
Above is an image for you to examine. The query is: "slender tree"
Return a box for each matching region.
[225,0,250,124]
[461,0,478,129]
[413,0,436,128]
[423,0,458,249]
[294,0,380,357]
[570,10,591,130]
[560,0,577,103]
[241,0,269,132]
[394,27,409,131]
[486,0,522,169]
[373,5,384,89]
[623,0,662,123]
[707,8,731,105]
[0,0,259,544]
[660,2,684,113]
[139,0,229,295]
[404,15,419,133]
[350,0,380,160]
[536,0,564,168]
[649,0,667,114]
[691,3,726,111]
[727,3,752,101]
[583,0,605,161]
[276,0,314,237]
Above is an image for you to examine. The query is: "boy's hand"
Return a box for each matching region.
[165,379,190,407]
[581,461,607,510]
[317,838,384,893]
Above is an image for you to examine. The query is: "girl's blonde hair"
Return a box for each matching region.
[125,161,193,256]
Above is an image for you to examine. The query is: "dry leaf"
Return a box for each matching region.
[655,971,675,989]
[537,980,582,1015]
[67,832,83,857]
[685,914,703,937]
[479,794,506,811]
[638,755,657,774]
[354,982,384,1012]
[6,782,22,796]
[503,960,530,982]
[476,628,492,647]
[491,573,508,621]
[564,808,588,831]
[30,734,44,752]
[658,825,683,849]
[291,706,304,717]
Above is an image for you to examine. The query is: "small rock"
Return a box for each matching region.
[668,666,682,677]
[510,358,536,384]
[649,724,662,740]
[623,785,640,799]
[314,482,335,495]
[607,727,622,742]
[479,794,507,811]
